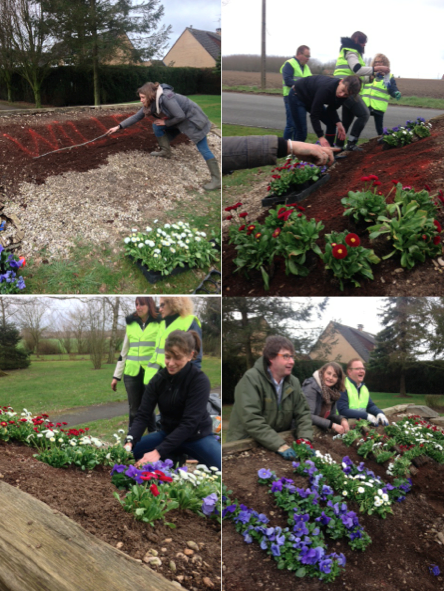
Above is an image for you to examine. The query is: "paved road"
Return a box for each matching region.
[223,92,444,139]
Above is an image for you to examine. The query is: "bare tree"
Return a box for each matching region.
[105,297,120,364]
[0,297,21,329]
[85,298,107,370]
[19,298,50,355]
[0,0,17,102]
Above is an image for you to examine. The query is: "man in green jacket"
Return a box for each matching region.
[227,335,313,459]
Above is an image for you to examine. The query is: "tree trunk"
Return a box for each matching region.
[399,370,408,397]
[240,307,253,369]
[107,298,120,364]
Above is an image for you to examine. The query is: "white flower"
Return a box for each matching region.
[131,237,137,243]
[377,489,383,496]
[45,430,55,439]
[184,245,189,250]
[154,219,158,223]
[146,226,152,232]
[342,491,348,496]
[153,254,159,258]
[358,487,365,494]
[157,228,163,234]
[200,231,207,237]
[58,438,64,443]
[132,228,138,232]
[195,236,201,242]
[50,437,56,442]
[37,433,43,438]
[172,224,179,229]
[154,249,161,254]
[118,429,124,434]
[124,237,130,243]
[374,497,383,507]
[164,224,171,228]
[138,243,144,248]
[170,248,176,253]
[382,493,389,502]
[185,239,190,244]
[69,440,77,446]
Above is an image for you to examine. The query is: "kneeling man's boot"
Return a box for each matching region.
[151,134,171,158]
[203,158,221,191]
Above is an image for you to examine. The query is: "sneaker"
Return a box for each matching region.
[344,140,363,152]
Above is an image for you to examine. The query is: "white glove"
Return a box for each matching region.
[366,413,378,425]
[376,413,389,426]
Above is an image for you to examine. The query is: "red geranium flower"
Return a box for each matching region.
[373,181,382,187]
[239,212,248,218]
[433,236,441,245]
[345,233,361,247]
[378,191,383,195]
[361,176,370,182]
[224,206,232,212]
[297,206,305,212]
[271,175,281,179]
[272,228,281,238]
[255,232,262,239]
[434,220,442,233]
[332,244,348,259]
[267,186,271,191]
[391,179,400,184]
[282,210,294,221]
[0,422,7,427]
[234,202,243,208]
[150,483,160,497]
[422,235,428,241]
[225,215,233,221]
[238,225,246,231]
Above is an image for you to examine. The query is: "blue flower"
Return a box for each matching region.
[319,558,332,573]
[111,464,127,474]
[315,511,332,526]
[258,468,272,479]
[201,493,218,516]
[260,537,268,550]
[271,543,281,557]
[271,480,283,493]
[234,510,252,525]
[222,504,237,518]
[299,546,325,565]
[243,531,253,544]
[429,564,440,576]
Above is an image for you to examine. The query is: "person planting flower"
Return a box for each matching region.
[227,335,313,460]
[302,362,350,434]
[107,82,220,191]
[123,330,221,470]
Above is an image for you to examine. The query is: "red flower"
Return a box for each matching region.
[361,176,370,182]
[378,191,383,195]
[19,256,26,267]
[255,232,262,239]
[403,186,412,191]
[345,233,361,247]
[140,472,156,481]
[368,175,379,181]
[286,203,298,207]
[332,244,348,259]
[391,179,400,184]
[234,202,243,208]
[373,181,382,187]
[247,225,255,231]
[272,228,281,238]
[267,186,271,191]
[224,206,232,212]
[424,184,431,192]
[434,220,442,233]
[297,213,303,218]
[239,212,248,218]
[159,474,173,482]
[150,483,160,497]
[297,206,305,212]
[433,236,441,245]
[238,225,246,231]
[225,215,233,221]
[422,235,428,241]
[277,207,287,216]
[62,422,68,425]
[282,210,294,221]
[0,422,6,427]
[271,175,281,179]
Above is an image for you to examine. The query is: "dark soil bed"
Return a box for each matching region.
[0,107,189,200]
[223,115,444,296]
[222,427,444,591]
[0,441,220,591]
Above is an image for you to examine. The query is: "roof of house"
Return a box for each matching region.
[165,27,221,62]
[331,322,376,362]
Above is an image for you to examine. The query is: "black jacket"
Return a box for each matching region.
[293,76,346,137]
[127,362,212,458]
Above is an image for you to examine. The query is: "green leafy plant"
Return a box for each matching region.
[267,160,325,196]
[123,221,218,276]
[275,215,324,277]
[341,176,387,223]
[115,484,179,527]
[382,118,432,148]
[368,201,441,269]
[320,231,380,291]
[0,245,26,294]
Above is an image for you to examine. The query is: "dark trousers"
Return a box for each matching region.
[283,96,296,140]
[336,94,370,147]
[123,368,156,431]
[370,108,384,135]
[288,89,337,143]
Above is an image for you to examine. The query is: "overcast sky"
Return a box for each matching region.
[222,0,444,79]
[160,0,221,53]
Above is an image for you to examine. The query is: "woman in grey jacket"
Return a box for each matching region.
[107,82,220,191]
[302,362,350,434]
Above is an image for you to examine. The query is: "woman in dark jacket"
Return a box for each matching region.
[123,330,221,470]
[107,82,220,191]
[302,362,350,434]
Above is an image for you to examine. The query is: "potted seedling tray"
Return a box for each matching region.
[261,173,330,207]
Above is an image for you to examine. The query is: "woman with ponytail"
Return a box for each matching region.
[123,329,221,470]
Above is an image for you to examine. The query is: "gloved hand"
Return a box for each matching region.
[366,413,378,426]
[393,91,402,100]
[376,413,389,426]
[277,447,297,460]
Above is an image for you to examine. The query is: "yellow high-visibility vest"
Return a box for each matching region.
[124,321,159,377]
[345,377,370,409]
[334,47,366,79]
[362,75,394,113]
[280,58,312,97]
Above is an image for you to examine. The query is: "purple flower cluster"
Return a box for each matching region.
[201,493,218,516]
[0,247,26,292]
[111,459,174,485]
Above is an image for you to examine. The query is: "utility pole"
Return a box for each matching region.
[260,0,266,90]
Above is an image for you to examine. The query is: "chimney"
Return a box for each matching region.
[357,324,364,331]
[216,28,221,35]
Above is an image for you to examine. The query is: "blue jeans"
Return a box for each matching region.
[283,96,296,140]
[152,123,214,161]
[287,90,307,142]
[133,430,221,470]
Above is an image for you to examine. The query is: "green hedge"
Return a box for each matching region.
[222,357,444,404]
[1,65,220,106]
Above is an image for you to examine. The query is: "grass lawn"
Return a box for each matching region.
[2,356,221,415]
[75,415,129,444]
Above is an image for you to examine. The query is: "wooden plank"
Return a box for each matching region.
[0,481,181,591]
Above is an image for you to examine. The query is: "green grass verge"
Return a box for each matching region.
[2,356,221,414]
[74,415,129,444]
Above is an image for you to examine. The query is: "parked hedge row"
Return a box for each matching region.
[0,65,220,106]
[222,357,444,404]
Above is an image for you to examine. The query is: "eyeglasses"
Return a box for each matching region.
[276,353,295,361]
[159,303,166,309]
[350,367,365,371]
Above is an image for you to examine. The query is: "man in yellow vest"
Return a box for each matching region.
[333,32,390,152]
[337,358,389,425]
[362,54,401,136]
[280,45,312,141]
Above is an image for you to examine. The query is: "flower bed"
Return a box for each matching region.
[222,431,444,590]
[0,407,221,590]
[222,114,444,296]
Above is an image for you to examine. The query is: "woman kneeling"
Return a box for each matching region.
[124,329,221,470]
[302,362,350,434]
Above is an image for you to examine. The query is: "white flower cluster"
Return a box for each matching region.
[172,465,221,487]
[123,221,206,255]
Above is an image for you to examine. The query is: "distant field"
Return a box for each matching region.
[222,70,444,98]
